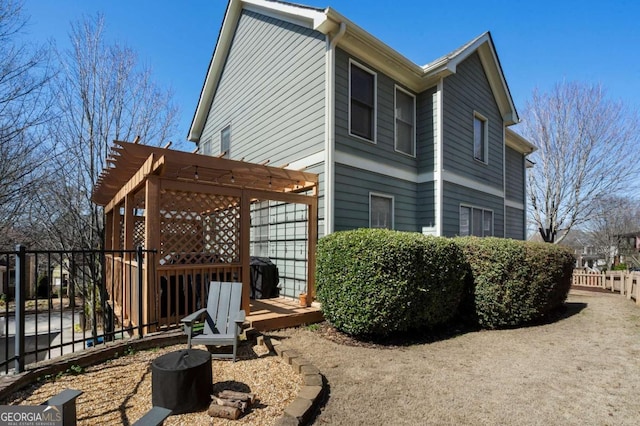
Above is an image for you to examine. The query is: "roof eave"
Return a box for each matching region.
[506,128,536,154]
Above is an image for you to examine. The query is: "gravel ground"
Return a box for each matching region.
[271,289,640,425]
[3,342,302,425]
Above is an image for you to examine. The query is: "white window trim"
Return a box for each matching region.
[394,85,416,158]
[369,192,394,229]
[220,124,231,158]
[459,204,494,237]
[473,111,489,165]
[348,59,377,144]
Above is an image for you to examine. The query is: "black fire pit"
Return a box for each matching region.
[151,349,212,414]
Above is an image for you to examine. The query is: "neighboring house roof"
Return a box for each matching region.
[188,0,521,142]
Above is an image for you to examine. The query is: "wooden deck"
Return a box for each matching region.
[246,297,323,331]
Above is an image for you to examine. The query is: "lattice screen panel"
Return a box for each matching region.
[159,189,240,265]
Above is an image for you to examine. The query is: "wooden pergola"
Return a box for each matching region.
[92,140,318,331]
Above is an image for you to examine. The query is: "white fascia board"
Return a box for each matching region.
[325,8,425,92]
[476,41,519,125]
[505,128,536,154]
[243,0,329,32]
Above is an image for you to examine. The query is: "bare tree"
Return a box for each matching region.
[0,0,55,248]
[37,14,179,250]
[586,196,640,268]
[522,82,640,244]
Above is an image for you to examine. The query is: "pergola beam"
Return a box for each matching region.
[104,154,165,213]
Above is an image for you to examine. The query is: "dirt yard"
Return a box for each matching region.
[272,289,640,425]
[5,289,639,425]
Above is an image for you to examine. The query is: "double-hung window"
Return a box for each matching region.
[473,112,488,163]
[395,86,415,156]
[460,206,493,237]
[370,193,393,229]
[349,61,376,141]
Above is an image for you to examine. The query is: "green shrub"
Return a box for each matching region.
[611,263,628,271]
[315,228,466,338]
[455,237,575,328]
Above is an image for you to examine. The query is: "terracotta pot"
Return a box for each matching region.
[299,293,307,307]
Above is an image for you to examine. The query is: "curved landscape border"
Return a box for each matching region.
[0,331,327,425]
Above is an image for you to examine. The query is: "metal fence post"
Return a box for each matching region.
[15,244,26,373]
[136,246,144,338]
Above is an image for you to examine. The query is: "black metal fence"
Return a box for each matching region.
[0,246,156,374]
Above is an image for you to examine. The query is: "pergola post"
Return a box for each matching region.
[105,210,114,250]
[307,187,318,304]
[241,191,251,314]
[144,175,161,332]
[112,204,122,251]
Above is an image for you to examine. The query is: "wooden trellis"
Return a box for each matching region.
[92,140,318,331]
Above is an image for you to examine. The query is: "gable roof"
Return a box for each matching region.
[189,0,520,142]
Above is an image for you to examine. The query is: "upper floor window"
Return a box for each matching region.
[199,138,212,156]
[394,86,416,156]
[350,61,376,142]
[460,205,493,237]
[370,193,393,229]
[473,112,488,163]
[220,125,231,158]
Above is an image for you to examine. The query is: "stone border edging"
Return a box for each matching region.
[269,338,326,426]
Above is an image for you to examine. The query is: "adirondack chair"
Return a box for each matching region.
[181,281,246,362]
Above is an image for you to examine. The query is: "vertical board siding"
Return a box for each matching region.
[442,181,504,238]
[334,48,418,172]
[334,164,418,232]
[442,52,503,188]
[201,10,326,166]
[505,206,525,240]
[505,146,525,202]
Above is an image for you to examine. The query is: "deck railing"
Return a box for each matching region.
[572,270,640,305]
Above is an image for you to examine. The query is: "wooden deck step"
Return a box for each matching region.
[247,297,323,332]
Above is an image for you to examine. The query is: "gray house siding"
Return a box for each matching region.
[442,52,503,189]
[442,181,504,238]
[505,206,525,239]
[505,146,525,202]
[417,87,437,172]
[334,48,418,173]
[200,10,326,166]
[334,164,418,232]
[417,181,436,230]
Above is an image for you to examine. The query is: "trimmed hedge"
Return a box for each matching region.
[315,228,466,337]
[455,237,575,328]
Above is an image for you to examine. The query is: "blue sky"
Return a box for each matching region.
[22,0,640,149]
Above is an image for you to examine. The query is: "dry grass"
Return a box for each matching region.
[5,289,640,425]
[3,343,302,425]
[272,290,640,425]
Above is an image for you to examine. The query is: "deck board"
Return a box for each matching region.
[247,297,323,331]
